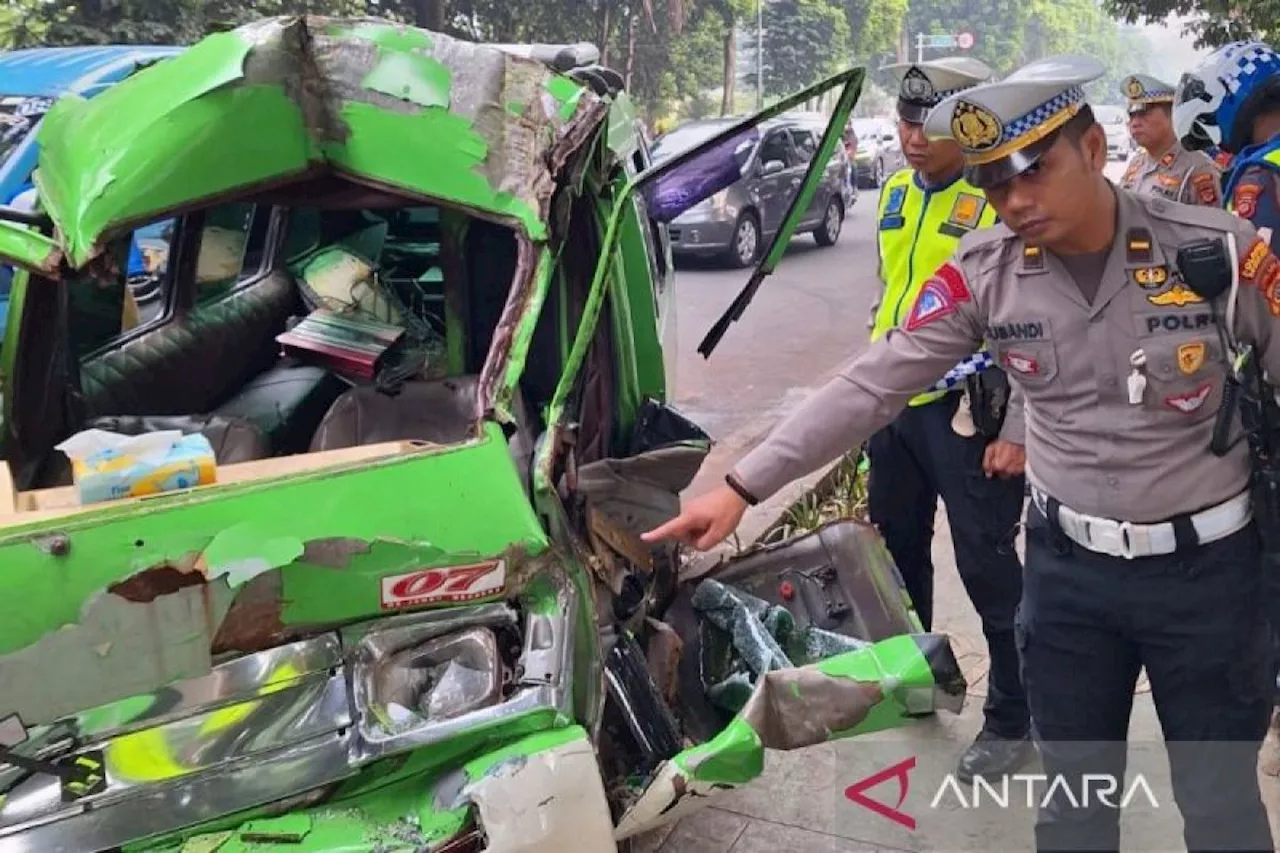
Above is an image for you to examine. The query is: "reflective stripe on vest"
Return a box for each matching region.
[873,168,998,406]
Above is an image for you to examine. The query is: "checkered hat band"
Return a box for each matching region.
[903,83,976,107]
[1000,86,1085,145]
[929,351,994,392]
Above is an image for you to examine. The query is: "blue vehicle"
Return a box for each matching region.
[0,45,182,325]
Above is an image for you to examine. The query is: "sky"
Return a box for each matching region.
[1136,14,1209,83]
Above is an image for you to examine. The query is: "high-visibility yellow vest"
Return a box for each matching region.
[872,168,998,406]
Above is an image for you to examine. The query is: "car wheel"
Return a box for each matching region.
[724,212,760,268]
[127,275,162,304]
[814,198,843,247]
[873,158,887,188]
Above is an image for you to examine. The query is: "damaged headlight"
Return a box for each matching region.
[362,627,503,732]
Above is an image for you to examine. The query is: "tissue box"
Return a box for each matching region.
[57,430,217,505]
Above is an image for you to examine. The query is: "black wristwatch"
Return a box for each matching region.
[725,472,759,506]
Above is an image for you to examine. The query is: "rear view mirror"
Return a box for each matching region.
[761,160,786,176]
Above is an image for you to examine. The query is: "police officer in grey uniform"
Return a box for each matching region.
[1119,73,1222,207]
[645,55,1275,851]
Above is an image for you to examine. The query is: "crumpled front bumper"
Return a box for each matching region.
[152,726,616,853]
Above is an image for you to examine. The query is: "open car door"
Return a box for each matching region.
[555,70,968,842]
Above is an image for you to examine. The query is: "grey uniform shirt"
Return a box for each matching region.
[1120,142,1222,207]
[734,188,1280,523]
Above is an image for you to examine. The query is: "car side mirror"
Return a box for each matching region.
[761,160,786,176]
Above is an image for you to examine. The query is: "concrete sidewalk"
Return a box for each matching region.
[636,502,1280,852]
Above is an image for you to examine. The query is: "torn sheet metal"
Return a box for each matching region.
[0,576,235,723]
[31,15,605,268]
[0,219,61,277]
[615,633,966,839]
[461,730,616,852]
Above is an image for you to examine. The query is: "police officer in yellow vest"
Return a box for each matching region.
[867,57,1033,781]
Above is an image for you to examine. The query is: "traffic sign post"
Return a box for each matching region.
[915,30,976,61]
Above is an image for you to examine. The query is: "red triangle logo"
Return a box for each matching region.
[844,756,917,830]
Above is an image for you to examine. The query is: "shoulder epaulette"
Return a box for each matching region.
[1140,194,1240,231]
[957,221,1015,258]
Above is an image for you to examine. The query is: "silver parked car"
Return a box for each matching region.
[651,116,854,268]
[1095,104,1136,161]
[849,117,905,189]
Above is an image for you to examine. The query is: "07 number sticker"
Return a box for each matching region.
[380,561,506,610]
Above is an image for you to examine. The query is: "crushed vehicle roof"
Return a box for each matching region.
[28,16,607,268]
[0,46,182,97]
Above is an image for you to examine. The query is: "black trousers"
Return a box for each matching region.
[866,392,1029,738]
[1022,504,1274,852]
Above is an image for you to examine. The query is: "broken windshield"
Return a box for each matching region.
[0,97,52,178]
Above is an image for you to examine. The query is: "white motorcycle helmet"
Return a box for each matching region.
[1174,41,1280,154]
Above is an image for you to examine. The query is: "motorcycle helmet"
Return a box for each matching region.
[1174,40,1280,154]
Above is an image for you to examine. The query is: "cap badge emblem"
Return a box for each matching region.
[951,99,1002,151]
[903,67,935,100]
[1125,77,1145,99]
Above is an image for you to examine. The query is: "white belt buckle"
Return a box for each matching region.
[1117,521,1139,559]
[1081,517,1140,559]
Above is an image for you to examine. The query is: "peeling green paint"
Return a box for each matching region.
[357,25,451,109]
[677,718,764,785]
[606,91,638,155]
[202,524,305,588]
[545,76,586,122]
[462,723,586,781]
[817,633,940,737]
[0,221,60,276]
[7,16,605,272]
[319,102,544,241]
[0,425,546,660]
[671,632,945,788]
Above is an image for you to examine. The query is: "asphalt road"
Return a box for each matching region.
[672,160,1130,497]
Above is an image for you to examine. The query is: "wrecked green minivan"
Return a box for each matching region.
[0,17,964,852]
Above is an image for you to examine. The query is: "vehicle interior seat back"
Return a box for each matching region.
[308,376,537,491]
[79,272,298,418]
[38,414,272,488]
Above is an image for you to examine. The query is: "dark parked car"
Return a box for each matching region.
[850,117,905,188]
[651,116,853,267]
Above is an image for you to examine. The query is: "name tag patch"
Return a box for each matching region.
[987,321,1046,342]
[1143,312,1212,334]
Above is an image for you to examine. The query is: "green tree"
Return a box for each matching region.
[905,0,1029,75]
[842,0,907,66]
[761,0,850,96]
[1018,0,1153,102]
[0,0,46,48]
[1103,0,1275,47]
